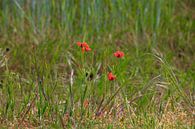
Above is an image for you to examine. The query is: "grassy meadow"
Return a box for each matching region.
[0,0,195,128]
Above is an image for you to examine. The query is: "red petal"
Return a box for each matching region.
[82,42,89,48]
[114,52,118,57]
[85,47,91,51]
[108,72,116,81]
[114,51,124,58]
[77,42,82,47]
[82,47,85,52]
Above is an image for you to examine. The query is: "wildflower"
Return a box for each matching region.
[114,51,124,58]
[108,72,116,81]
[83,99,89,109]
[77,42,91,52]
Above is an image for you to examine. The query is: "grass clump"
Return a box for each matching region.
[0,0,194,128]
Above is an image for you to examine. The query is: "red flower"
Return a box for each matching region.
[108,72,116,81]
[77,42,91,52]
[83,99,89,109]
[114,51,124,58]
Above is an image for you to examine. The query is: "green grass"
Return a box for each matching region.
[0,0,194,128]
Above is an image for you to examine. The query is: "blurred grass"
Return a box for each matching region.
[0,0,173,40]
[0,0,195,128]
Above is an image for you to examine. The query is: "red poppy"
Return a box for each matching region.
[114,51,124,58]
[77,42,91,52]
[108,72,116,81]
[83,99,89,109]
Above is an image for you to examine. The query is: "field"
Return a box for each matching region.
[0,0,195,128]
